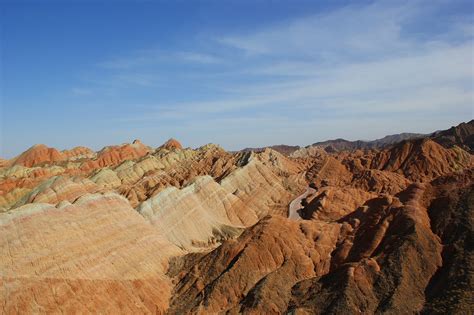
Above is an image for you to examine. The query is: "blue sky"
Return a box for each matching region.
[1,0,473,158]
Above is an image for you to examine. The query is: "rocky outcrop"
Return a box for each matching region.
[305,133,425,153]
[250,148,305,176]
[169,216,340,314]
[294,189,428,312]
[240,144,301,156]
[351,169,411,195]
[221,158,296,217]
[80,140,150,171]
[62,146,96,160]
[138,175,258,251]
[159,138,183,150]
[168,165,472,314]
[367,139,473,182]
[1,165,40,179]
[89,168,122,188]
[0,166,67,211]
[431,119,474,153]
[287,171,472,314]
[119,144,237,207]
[9,144,65,167]
[0,121,472,313]
[290,145,327,158]
[1,193,181,313]
[305,155,353,188]
[13,175,101,207]
[0,188,30,212]
[421,169,474,314]
[300,187,377,221]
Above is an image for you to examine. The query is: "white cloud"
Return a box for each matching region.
[127,42,471,118]
[76,0,473,149]
[175,52,222,64]
[99,49,222,70]
[218,1,415,59]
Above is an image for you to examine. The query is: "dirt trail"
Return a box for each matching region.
[288,187,316,220]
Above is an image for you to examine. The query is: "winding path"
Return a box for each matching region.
[288,187,316,220]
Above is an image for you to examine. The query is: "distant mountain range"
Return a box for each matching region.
[310,132,425,152]
[239,145,301,156]
[430,119,474,153]
[1,120,473,313]
[240,120,474,155]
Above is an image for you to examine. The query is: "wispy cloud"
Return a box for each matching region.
[99,49,222,69]
[74,0,473,148]
[218,1,414,59]
[116,42,472,119]
[175,52,222,64]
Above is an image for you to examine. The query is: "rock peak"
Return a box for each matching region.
[160,138,183,150]
[30,143,48,149]
[10,144,64,167]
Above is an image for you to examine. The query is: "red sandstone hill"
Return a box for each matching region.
[431,119,474,153]
[80,140,150,171]
[168,169,473,314]
[159,138,183,150]
[9,144,65,167]
[62,146,95,160]
[0,122,472,313]
[366,138,472,182]
[291,120,473,155]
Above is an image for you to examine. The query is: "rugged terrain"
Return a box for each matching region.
[0,121,473,314]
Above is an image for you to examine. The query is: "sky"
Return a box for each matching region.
[1,0,473,158]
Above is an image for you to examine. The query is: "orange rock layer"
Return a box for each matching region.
[0,122,473,313]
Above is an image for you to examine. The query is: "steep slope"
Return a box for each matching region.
[89,168,122,188]
[221,156,299,217]
[288,170,473,314]
[62,146,96,160]
[300,186,377,221]
[13,175,101,207]
[137,176,258,251]
[169,216,340,314]
[1,192,181,313]
[0,166,67,211]
[159,138,183,150]
[0,121,472,313]
[168,167,472,314]
[431,119,474,153]
[9,144,65,167]
[309,133,424,152]
[80,140,150,171]
[421,169,474,314]
[305,155,353,188]
[307,184,440,314]
[135,148,305,251]
[351,169,411,195]
[290,145,327,158]
[240,144,301,156]
[367,138,472,182]
[119,144,237,207]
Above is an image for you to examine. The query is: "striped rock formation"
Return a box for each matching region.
[0,122,472,313]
